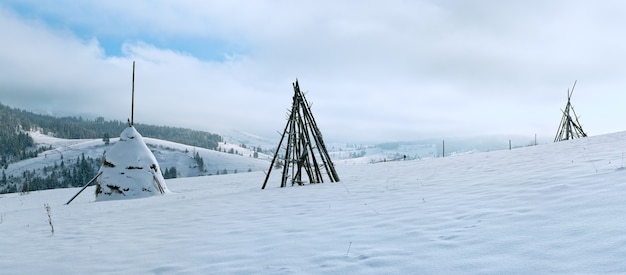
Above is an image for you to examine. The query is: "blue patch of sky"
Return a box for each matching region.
[96,35,245,62]
[5,2,246,62]
[5,2,82,34]
[142,37,247,61]
[73,30,245,61]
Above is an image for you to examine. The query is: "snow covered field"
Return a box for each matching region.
[2,131,626,274]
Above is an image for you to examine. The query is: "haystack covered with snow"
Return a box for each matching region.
[95,126,169,201]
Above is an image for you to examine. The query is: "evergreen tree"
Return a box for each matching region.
[167,167,177,179]
[103,133,110,145]
[169,167,175,178]
[193,152,204,172]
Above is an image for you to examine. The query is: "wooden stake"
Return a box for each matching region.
[131,61,135,126]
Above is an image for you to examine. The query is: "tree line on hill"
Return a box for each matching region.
[0,152,180,194]
[1,153,100,194]
[0,104,53,168]
[0,102,223,167]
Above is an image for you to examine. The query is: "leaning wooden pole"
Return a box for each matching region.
[297,85,339,182]
[261,112,292,189]
[299,114,321,182]
[65,171,103,205]
[282,108,296,187]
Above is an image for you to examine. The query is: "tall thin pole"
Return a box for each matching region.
[131,61,135,126]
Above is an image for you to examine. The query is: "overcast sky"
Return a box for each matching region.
[1,1,625,143]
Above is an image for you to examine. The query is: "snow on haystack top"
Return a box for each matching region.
[95,126,169,201]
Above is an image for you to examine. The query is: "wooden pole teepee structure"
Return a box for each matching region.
[554,80,587,142]
[261,79,340,189]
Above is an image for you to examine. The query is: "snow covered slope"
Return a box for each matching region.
[1,131,626,273]
[4,131,270,183]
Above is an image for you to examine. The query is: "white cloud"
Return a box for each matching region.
[1,1,626,142]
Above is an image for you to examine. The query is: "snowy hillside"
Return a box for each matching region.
[222,129,442,164]
[1,131,270,193]
[2,131,626,273]
[329,143,439,164]
[222,129,279,155]
[143,137,270,176]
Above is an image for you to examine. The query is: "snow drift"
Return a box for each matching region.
[2,131,626,273]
